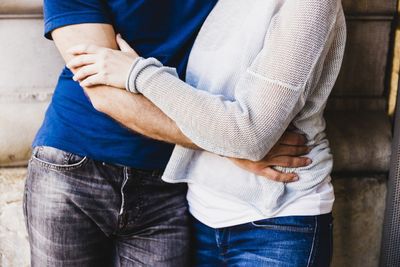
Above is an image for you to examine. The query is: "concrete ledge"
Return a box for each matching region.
[342,0,397,15]
[332,20,391,97]
[326,97,387,111]
[0,102,49,167]
[0,19,64,94]
[332,175,387,267]
[0,0,397,16]
[0,18,62,167]
[326,111,392,173]
[0,0,42,15]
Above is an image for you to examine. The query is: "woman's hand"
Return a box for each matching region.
[229,131,312,183]
[66,34,139,89]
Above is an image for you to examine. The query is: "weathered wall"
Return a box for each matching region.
[0,168,29,267]
[0,0,397,266]
[0,2,64,265]
[0,0,64,167]
[332,176,387,267]
[326,1,397,265]
[389,3,400,115]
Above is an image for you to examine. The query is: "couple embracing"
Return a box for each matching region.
[24,0,346,266]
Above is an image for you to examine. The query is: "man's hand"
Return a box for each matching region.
[230,131,311,182]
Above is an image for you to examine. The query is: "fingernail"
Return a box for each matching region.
[292,175,299,181]
[72,76,77,81]
[306,158,312,164]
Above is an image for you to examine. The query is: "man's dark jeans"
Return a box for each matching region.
[23,146,190,267]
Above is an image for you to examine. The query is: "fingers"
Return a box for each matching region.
[269,156,311,168]
[67,44,103,55]
[67,54,96,69]
[280,131,307,146]
[259,167,298,183]
[73,64,98,82]
[79,74,103,88]
[116,33,135,53]
[230,157,303,183]
[271,144,311,157]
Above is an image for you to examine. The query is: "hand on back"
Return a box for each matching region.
[230,131,312,183]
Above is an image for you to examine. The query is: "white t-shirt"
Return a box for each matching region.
[184,0,341,228]
[130,0,346,228]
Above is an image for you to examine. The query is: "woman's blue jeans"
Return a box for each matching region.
[192,213,333,267]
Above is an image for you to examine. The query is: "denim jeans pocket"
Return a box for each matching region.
[251,216,316,233]
[31,146,88,171]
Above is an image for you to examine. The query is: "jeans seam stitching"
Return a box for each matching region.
[36,146,43,158]
[306,216,318,267]
[22,177,30,236]
[250,222,314,233]
[31,155,88,171]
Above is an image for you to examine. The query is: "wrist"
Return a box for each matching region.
[126,57,178,94]
[125,56,143,93]
[126,57,162,94]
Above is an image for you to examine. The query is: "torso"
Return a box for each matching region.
[35,0,217,169]
[180,0,345,227]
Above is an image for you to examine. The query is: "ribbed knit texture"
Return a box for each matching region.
[128,0,346,215]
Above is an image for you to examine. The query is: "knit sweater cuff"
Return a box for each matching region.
[126,57,178,94]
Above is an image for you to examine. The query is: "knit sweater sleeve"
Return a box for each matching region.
[128,0,339,161]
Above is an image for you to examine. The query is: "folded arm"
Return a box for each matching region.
[124,0,339,161]
[51,23,197,149]
[51,23,310,181]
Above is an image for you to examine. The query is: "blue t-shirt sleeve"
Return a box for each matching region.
[43,0,112,40]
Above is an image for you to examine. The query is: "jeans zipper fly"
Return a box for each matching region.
[119,167,129,215]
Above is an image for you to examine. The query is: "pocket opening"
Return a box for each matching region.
[31,146,88,170]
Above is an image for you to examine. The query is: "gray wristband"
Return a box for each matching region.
[125,57,164,94]
[125,57,142,93]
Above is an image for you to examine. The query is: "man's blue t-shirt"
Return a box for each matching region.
[34,0,217,169]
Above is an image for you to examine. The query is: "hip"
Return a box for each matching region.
[192,213,333,267]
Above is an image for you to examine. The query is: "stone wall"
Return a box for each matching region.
[0,168,29,267]
[0,0,64,167]
[0,0,397,266]
[326,1,397,265]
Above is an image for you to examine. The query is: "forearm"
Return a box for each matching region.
[51,23,198,149]
[125,0,336,160]
[93,87,198,149]
[133,65,297,160]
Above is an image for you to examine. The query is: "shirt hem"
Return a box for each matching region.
[33,138,169,170]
